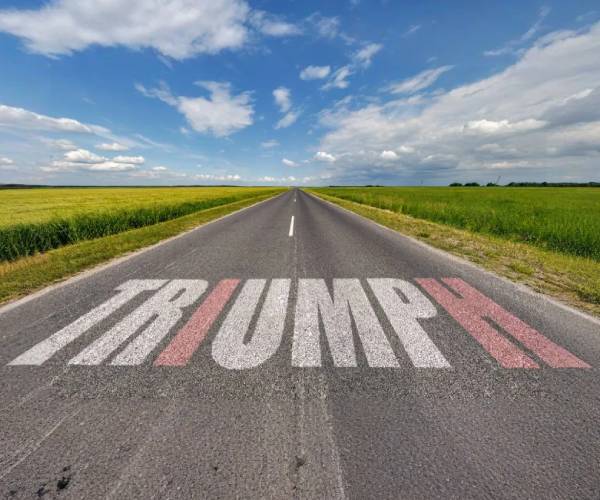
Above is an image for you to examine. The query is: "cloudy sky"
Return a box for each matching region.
[0,0,599,186]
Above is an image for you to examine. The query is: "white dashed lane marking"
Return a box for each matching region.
[289,216,295,237]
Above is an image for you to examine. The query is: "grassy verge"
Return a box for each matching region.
[0,192,278,305]
[309,191,600,318]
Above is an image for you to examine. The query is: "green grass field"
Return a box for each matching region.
[0,187,283,261]
[312,187,600,261]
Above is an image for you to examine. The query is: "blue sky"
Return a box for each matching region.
[0,0,599,186]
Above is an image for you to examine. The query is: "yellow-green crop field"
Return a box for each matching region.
[0,186,284,261]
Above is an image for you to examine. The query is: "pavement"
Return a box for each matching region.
[1,188,600,499]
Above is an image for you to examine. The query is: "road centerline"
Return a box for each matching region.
[289,215,295,237]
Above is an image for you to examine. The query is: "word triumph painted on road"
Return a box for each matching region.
[9,278,590,369]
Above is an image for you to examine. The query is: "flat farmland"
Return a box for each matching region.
[312,187,600,261]
[0,186,283,261]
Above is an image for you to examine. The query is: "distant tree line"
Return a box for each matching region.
[449,182,600,187]
[0,184,47,189]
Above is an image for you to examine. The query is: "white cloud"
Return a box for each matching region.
[129,168,170,179]
[315,21,600,184]
[314,151,336,163]
[282,158,298,167]
[96,142,129,151]
[0,0,298,60]
[64,148,105,163]
[152,166,168,171]
[276,111,300,129]
[0,104,108,134]
[300,65,331,80]
[484,6,551,56]
[380,150,398,160]
[463,119,546,135]
[42,148,142,173]
[132,133,172,151]
[249,10,301,37]
[137,81,253,137]
[307,13,340,39]
[522,6,551,40]
[194,173,241,182]
[353,43,382,68]
[319,43,382,91]
[322,66,353,90]
[403,24,421,37]
[387,66,453,95]
[43,138,77,150]
[261,139,279,148]
[273,87,292,113]
[273,87,300,129]
[113,155,145,164]
[257,173,331,185]
[43,160,137,172]
[484,48,515,57]
[258,175,297,183]
[84,162,138,172]
[0,157,16,171]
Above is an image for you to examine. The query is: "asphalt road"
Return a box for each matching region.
[1,188,600,499]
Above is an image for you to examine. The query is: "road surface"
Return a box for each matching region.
[1,188,599,499]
